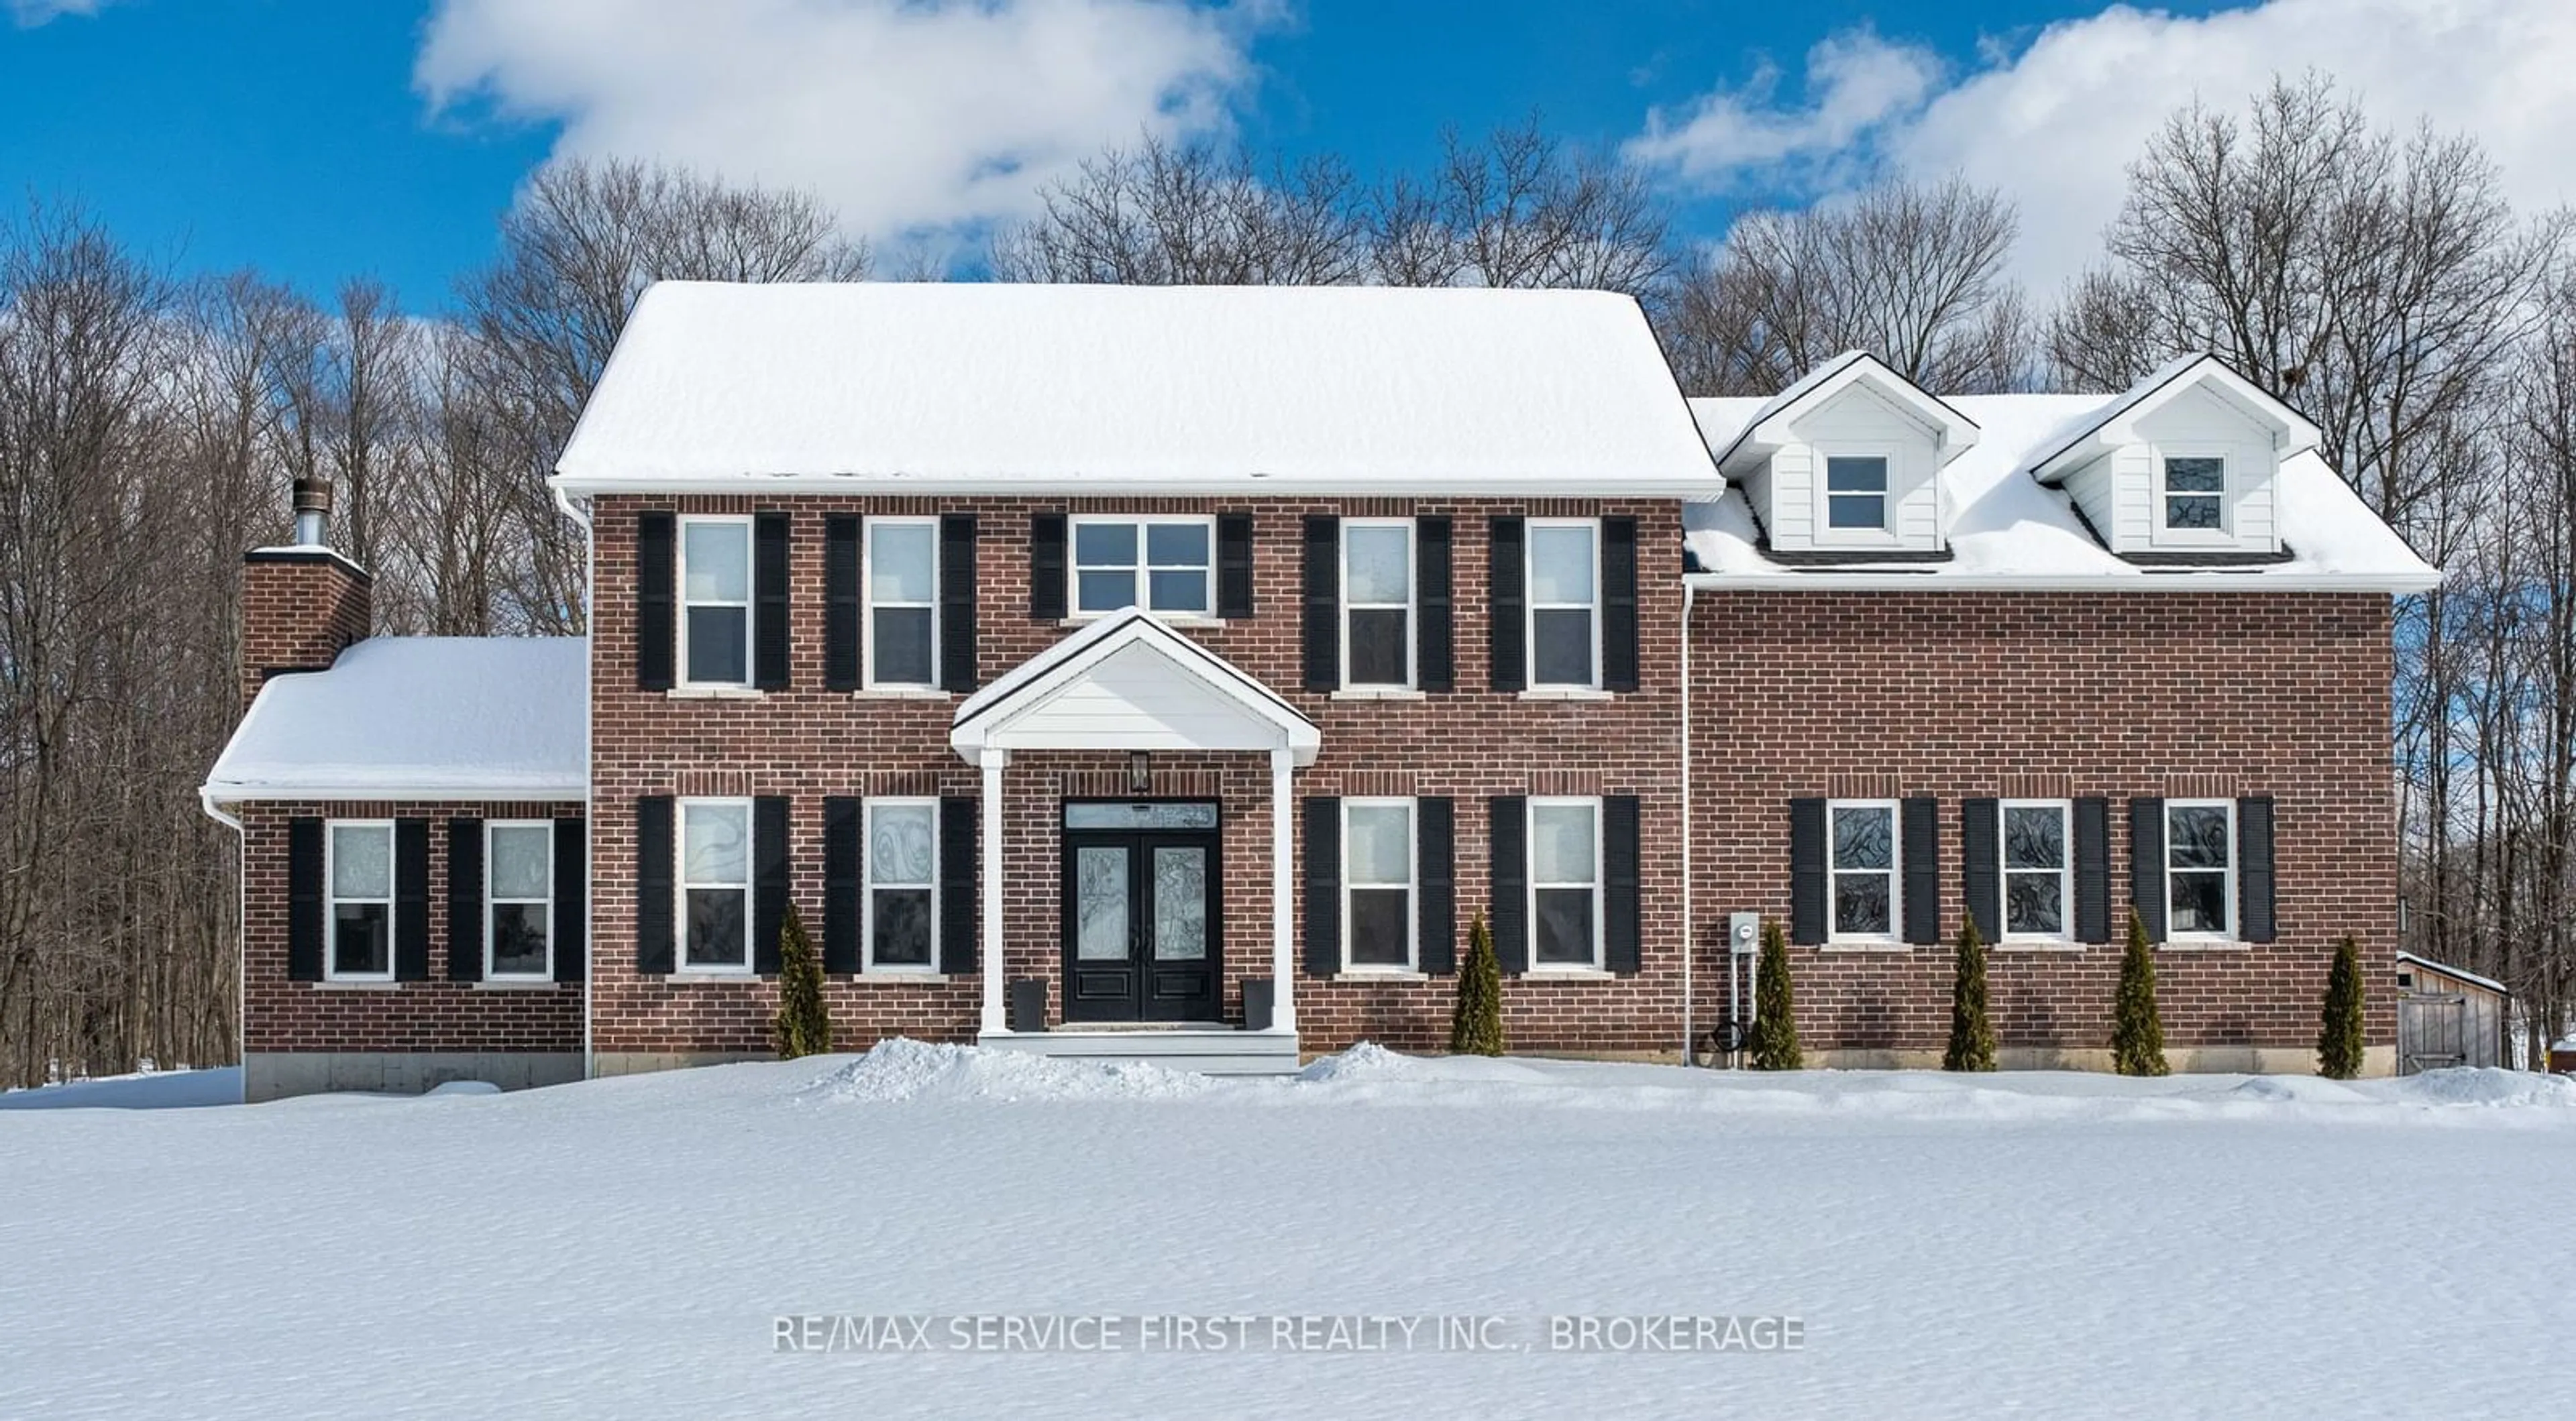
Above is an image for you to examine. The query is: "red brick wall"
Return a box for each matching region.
[1686,589,2399,1056]
[238,800,585,1055]
[586,494,1688,1057]
[240,552,371,708]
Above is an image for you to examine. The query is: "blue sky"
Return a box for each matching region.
[4,0,2567,307]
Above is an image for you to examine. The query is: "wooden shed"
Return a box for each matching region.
[2394,952,2511,1074]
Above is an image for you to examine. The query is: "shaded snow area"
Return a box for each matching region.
[4,1047,2572,1420]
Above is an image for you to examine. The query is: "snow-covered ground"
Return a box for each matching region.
[3,1045,2571,1419]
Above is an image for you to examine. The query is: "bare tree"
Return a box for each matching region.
[1368,119,1672,296]
[1660,176,2031,396]
[991,136,1369,286]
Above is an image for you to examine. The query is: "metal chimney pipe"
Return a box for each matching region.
[290,477,331,547]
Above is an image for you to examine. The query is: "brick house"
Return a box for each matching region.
[201,283,2437,1100]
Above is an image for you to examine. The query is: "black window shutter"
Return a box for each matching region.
[1602,516,1640,693]
[286,817,324,981]
[1488,517,1525,693]
[2074,797,2111,944]
[940,514,979,693]
[824,514,861,691]
[753,796,790,975]
[636,797,675,974]
[394,817,430,980]
[2129,797,2167,942]
[1301,797,1342,976]
[1961,799,2000,943]
[940,797,978,974]
[1902,797,1939,945]
[1788,797,1827,945]
[1415,516,1453,693]
[1301,516,1339,693]
[447,817,484,982]
[2239,796,2276,943]
[1417,797,1456,974]
[1217,512,1254,619]
[1029,512,1068,620]
[1605,794,1642,974]
[753,511,790,690]
[1489,795,1528,973]
[636,511,675,691]
[553,817,586,983]
[822,796,861,974]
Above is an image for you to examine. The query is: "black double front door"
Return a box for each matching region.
[1061,801,1222,1022]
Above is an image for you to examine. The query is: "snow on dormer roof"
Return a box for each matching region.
[2027,353,2320,484]
[1705,349,1980,477]
[552,282,1721,498]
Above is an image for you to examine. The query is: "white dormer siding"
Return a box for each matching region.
[1707,351,1978,559]
[2058,382,2281,555]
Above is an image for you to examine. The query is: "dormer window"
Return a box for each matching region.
[1825,456,1889,531]
[2157,453,2227,536]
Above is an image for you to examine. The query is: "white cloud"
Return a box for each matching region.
[415,0,1275,245]
[1630,0,2576,292]
[1626,28,1941,190]
[8,0,108,26]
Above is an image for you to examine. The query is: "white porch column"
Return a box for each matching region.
[1269,745,1297,1033]
[979,750,1008,1034]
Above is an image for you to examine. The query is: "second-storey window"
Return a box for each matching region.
[1829,800,1898,940]
[1527,520,1598,689]
[2159,455,2226,532]
[2001,801,2071,940]
[1529,798,1602,967]
[680,518,752,686]
[327,820,394,980]
[681,799,752,970]
[867,800,937,970]
[1825,455,1890,530]
[1342,520,1413,687]
[2167,800,2234,937]
[1343,799,1415,968]
[1073,516,1212,616]
[867,518,938,687]
[486,821,554,978]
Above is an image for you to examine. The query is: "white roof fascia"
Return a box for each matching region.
[198,781,590,805]
[1713,351,1981,480]
[549,472,1723,500]
[1683,569,2443,594]
[2032,355,2322,484]
[952,608,1320,768]
[2396,951,2510,997]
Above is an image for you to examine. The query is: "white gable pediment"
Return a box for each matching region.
[952,610,1319,766]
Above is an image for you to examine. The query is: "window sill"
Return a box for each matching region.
[665,686,765,700]
[313,980,400,990]
[665,971,758,983]
[1330,688,1425,701]
[840,970,954,982]
[1517,687,1612,702]
[852,687,953,701]
[1063,614,1222,629]
[1820,941,1911,954]
[474,978,562,990]
[1994,942,2086,954]
[2159,940,2248,952]
[1332,969,1430,983]
[1519,966,1616,980]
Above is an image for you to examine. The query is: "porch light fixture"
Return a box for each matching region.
[1128,751,1152,793]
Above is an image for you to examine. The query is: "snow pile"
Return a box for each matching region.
[2220,1076,2372,1106]
[804,1039,1217,1104]
[1293,1041,1416,1083]
[2387,1066,2576,1109]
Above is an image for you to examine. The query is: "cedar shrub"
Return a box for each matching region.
[2111,907,2169,1077]
[2317,935,2367,1080]
[1943,915,1998,1072]
[771,901,832,1059]
[1747,917,1804,1071]
[1449,910,1506,1056]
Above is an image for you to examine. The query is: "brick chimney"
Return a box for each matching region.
[241,477,372,709]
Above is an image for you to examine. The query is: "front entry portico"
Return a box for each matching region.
[951,610,1319,1069]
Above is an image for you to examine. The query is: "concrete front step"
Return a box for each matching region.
[979,1027,1302,1077]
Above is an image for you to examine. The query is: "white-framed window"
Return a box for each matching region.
[1071,515,1214,616]
[1528,797,1603,968]
[325,819,395,982]
[2165,799,2235,939]
[679,798,753,972]
[866,516,938,689]
[1342,798,1415,970]
[1828,799,1900,942]
[678,516,753,687]
[2155,449,2229,540]
[1999,800,2072,942]
[865,799,938,972]
[1525,518,1599,689]
[485,820,555,979]
[1823,454,1890,531]
[1342,519,1413,689]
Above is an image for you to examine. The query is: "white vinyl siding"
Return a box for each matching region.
[2075,384,2281,555]
[1764,382,1943,554]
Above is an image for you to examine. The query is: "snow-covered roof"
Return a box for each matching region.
[1684,392,2440,591]
[551,282,1720,496]
[1707,349,1979,475]
[2029,353,2322,483]
[2397,952,2509,997]
[204,637,588,802]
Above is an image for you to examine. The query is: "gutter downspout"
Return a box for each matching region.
[1679,581,1695,1065]
[199,790,248,1101]
[556,486,597,1082]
